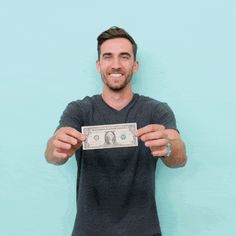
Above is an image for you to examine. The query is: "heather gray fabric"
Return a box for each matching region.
[57,94,177,236]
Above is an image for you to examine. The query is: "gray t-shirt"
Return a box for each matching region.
[57,94,177,236]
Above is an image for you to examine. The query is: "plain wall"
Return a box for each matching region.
[1,0,236,235]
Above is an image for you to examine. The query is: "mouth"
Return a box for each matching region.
[108,73,123,78]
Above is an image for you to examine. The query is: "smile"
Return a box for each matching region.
[109,73,123,77]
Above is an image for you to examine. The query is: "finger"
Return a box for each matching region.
[140,130,168,142]
[53,149,68,159]
[144,139,168,148]
[151,146,168,157]
[152,149,168,157]
[56,133,78,146]
[59,127,86,141]
[136,124,165,137]
[53,139,72,150]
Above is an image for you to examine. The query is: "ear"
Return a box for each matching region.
[96,60,101,72]
[133,61,139,74]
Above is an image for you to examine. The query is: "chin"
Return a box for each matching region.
[109,85,125,92]
[103,76,132,91]
[105,80,124,90]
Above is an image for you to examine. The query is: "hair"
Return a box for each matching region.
[105,131,116,144]
[97,26,138,60]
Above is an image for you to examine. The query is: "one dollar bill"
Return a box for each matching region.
[82,123,138,150]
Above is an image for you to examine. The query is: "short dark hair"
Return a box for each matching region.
[97,26,137,60]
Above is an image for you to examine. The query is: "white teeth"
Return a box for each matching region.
[109,74,122,77]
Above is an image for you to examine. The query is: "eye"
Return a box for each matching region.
[103,54,112,60]
[121,55,129,60]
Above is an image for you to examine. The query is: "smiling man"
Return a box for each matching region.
[45,26,187,236]
[97,37,139,92]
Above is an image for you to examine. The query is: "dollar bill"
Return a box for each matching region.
[82,123,138,150]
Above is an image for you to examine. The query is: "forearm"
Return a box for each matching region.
[161,138,187,168]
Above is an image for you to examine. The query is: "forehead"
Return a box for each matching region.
[100,38,133,54]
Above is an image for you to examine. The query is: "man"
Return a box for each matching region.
[45,26,187,236]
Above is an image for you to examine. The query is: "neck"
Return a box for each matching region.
[102,84,133,111]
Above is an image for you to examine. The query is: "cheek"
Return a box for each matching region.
[97,65,105,74]
[99,62,110,72]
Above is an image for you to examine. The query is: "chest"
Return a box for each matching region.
[82,104,153,129]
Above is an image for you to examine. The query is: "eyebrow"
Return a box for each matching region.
[102,53,112,57]
[102,52,132,57]
[120,52,131,57]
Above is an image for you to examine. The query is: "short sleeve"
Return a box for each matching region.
[56,101,83,132]
[152,102,178,131]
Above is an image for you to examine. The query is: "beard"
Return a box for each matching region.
[101,69,133,92]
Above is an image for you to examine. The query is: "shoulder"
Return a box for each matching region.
[138,94,170,110]
[65,95,100,111]
[60,95,100,121]
[57,95,100,130]
[138,94,177,128]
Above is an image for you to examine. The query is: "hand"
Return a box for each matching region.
[51,127,85,161]
[136,124,169,157]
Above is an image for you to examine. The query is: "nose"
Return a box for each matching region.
[111,58,121,69]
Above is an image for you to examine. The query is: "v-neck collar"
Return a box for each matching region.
[97,93,139,113]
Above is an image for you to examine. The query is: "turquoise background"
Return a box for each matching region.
[1,0,236,235]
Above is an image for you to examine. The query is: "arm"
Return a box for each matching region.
[161,128,187,168]
[45,127,85,165]
[136,124,187,168]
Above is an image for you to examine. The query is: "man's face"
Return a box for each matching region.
[96,38,139,91]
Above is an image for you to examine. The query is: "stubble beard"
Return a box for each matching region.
[101,72,133,92]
